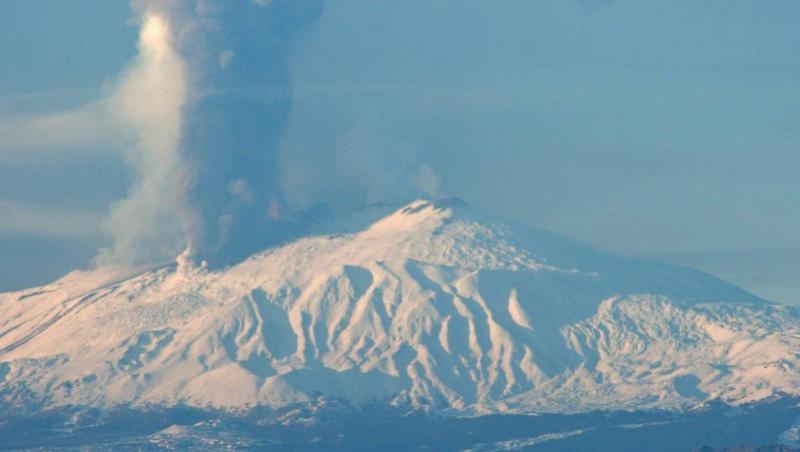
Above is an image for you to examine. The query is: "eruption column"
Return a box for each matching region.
[130,0,322,266]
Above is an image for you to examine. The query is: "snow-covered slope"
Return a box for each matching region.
[1,199,798,414]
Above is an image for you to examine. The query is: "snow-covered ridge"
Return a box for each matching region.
[1,199,798,414]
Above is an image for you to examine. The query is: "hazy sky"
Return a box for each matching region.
[0,1,798,302]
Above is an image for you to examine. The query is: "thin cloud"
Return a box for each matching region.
[0,198,103,238]
[0,103,128,161]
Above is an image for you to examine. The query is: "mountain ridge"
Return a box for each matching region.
[0,199,797,415]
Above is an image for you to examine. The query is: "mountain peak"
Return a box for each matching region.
[398,197,470,216]
[0,198,794,415]
[364,197,472,235]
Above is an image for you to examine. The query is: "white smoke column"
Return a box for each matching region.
[96,12,188,265]
[412,164,441,198]
[127,0,323,267]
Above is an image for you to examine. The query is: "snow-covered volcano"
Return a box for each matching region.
[1,199,799,415]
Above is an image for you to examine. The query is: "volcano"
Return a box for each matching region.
[1,199,799,415]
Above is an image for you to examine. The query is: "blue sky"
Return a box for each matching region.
[0,1,798,302]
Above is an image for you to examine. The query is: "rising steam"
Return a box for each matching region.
[5,0,442,271]
[101,0,323,268]
[97,12,187,265]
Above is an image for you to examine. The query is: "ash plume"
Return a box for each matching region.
[128,0,322,267]
[6,0,440,270]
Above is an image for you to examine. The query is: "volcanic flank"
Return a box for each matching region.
[1,199,799,414]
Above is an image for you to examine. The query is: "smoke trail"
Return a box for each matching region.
[97,12,187,265]
[125,0,322,267]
